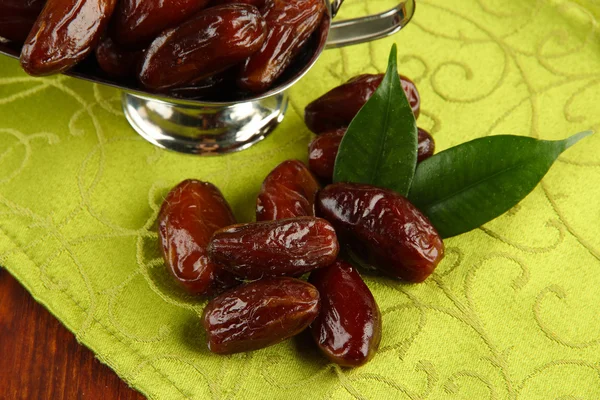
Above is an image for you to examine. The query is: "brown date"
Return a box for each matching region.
[238,0,326,93]
[202,277,320,354]
[20,0,117,76]
[208,217,339,279]
[256,159,320,221]
[308,128,345,181]
[211,0,266,11]
[95,37,144,78]
[309,259,381,367]
[417,127,435,163]
[317,183,444,283]
[305,74,421,134]
[139,5,267,91]
[111,0,211,49]
[158,180,239,296]
[0,0,45,43]
[308,127,436,181]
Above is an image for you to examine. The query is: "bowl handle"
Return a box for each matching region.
[326,0,415,49]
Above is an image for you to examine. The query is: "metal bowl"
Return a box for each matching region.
[0,0,415,155]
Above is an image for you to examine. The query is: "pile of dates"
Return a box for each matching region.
[0,0,326,97]
[158,73,444,366]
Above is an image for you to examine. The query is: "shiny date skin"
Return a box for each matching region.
[20,0,117,76]
[139,5,267,91]
[112,0,211,49]
[305,74,421,134]
[203,277,320,354]
[417,127,435,162]
[158,180,239,296]
[95,37,144,78]
[211,0,266,11]
[208,217,339,279]
[238,0,326,93]
[308,127,436,181]
[256,160,320,221]
[309,259,381,367]
[317,183,444,283]
[308,128,345,181]
[0,0,45,43]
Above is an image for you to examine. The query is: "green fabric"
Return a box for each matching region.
[2,0,600,398]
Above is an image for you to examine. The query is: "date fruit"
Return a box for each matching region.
[20,0,117,76]
[0,0,45,43]
[203,277,320,354]
[158,180,239,296]
[95,37,144,78]
[317,183,444,283]
[308,128,345,181]
[211,0,266,10]
[112,0,211,49]
[208,217,339,279]
[139,4,267,91]
[308,127,436,181]
[256,159,320,221]
[305,74,421,134]
[238,0,326,93]
[309,259,381,367]
[417,127,435,162]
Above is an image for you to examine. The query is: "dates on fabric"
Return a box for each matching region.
[308,128,345,181]
[256,160,320,221]
[238,0,326,93]
[308,127,436,181]
[202,277,320,354]
[309,259,381,367]
[0,0,45,43]
[158,180,239,296]
[20,0,117,76]
[417,127,435,163]
[95,37,144,78]
[139,5,267,91]
[305,74,421,134]
[317,183,444,283]
[208,217,339,279]
[111,0,211,49]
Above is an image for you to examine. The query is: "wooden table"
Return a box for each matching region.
[0,269,146,399]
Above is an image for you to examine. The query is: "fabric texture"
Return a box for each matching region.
[1,0,600,398]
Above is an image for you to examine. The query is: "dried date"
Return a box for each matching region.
[20,0,117,76]
[95,37,144,78]
[307,128,345,181]
[139,5,267,91]
[0,0,45,43]
[305,74,421,134]
[256,159,320,221]
[208,217,339,279]
[417,127,435,163]
[112,0,211,49]
[309,259,381,367]
[308,127,436,181]
[238,0,326,93]
[203,277,320,354]
[158,180,239,296]
[317,183,444,283]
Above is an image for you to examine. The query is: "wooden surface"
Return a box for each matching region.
[0,269,146,400]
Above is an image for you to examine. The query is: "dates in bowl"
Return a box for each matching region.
[0,0,329,102]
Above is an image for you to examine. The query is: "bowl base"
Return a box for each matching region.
[122,92,288,155]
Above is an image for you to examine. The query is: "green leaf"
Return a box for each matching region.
[408,131,593,238]
[333,44,418,196]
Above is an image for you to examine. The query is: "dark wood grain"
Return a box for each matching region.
[0,269,146,400]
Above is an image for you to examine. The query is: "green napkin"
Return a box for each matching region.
[2,0,600,398]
